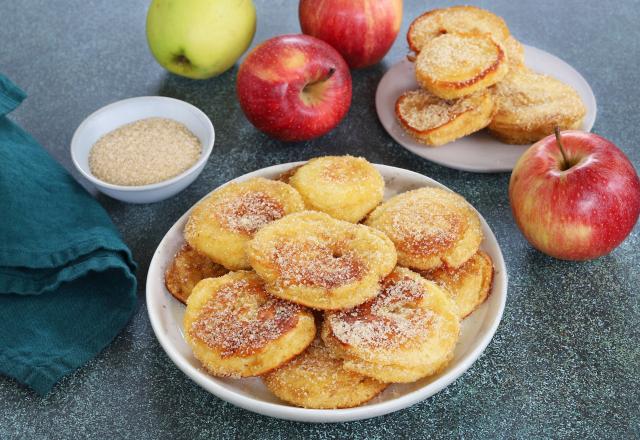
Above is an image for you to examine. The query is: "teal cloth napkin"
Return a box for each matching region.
[0,74,137,395]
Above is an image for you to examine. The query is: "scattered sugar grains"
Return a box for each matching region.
[89,117,201,186]
[398,90,474,130]
[190,279,301,357]
[330,277,434,350]
[217,192,285,235]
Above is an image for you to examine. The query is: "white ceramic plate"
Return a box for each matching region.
[376,45,597,173]
[146,163,508,423]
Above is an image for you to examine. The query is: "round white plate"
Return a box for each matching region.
[376,45,597,173]
[146,163,508,423]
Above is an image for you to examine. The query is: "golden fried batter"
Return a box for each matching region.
[407,6,510,54]
[395,88,495,146]
[183,271,316,377]
[415,33,508,100]
[489,68,586,144]
[247,211,397,310]
[288,156,385,223]
[365,187,482,271]
[421,250,493,319]
[164,244,227,303]
[322,267,460,383]
[263,337,387,409]
[184,177,305,270]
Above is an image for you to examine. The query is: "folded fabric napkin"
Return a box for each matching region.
[0,74,137,395]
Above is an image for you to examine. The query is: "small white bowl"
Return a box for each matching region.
[71,96,214,203]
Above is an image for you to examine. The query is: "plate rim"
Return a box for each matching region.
[375,44,598,173]
[146,162,508,423]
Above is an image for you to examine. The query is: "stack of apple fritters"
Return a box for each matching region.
[396,5,586,146]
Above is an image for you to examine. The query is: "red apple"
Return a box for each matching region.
[236,34,352,142]
[509,129,640,260]
[299,0,403,69]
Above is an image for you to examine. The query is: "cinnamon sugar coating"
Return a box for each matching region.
[247,211,397,310]
[184,177,305,270]
[183,271,315,377]
[365,187,483,271]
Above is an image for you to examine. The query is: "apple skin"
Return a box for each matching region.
[146,0,256,79]
[299,0,403,69]
[509,130,640,260]
[236,34,352,142]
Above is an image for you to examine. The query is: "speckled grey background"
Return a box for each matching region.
[1,0,638,438]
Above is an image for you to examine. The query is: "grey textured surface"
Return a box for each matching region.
[1,0,639,438]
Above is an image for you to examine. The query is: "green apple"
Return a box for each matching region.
[146,0,257,79]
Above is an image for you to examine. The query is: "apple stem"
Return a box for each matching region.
[554,126,570,170]
[173,54,190,67]
[303,68,336,95]
[325,68,335,80]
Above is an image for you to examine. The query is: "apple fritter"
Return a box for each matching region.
[287,156,385,223]
[489,68,586,144]
[263,337,387,409]
[395,88,495,146]
[365,187,483,271]
[415,33,508,99]
[184,177,305,270]
[164,244,228,304]
[322,267,460,383]
[407,5,510,54]
[247,211,397,310]
[420,250,493,319]
[183,271,316,377]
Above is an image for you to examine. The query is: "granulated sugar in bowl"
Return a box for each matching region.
[89,117,201,186]
[71,96,215,203]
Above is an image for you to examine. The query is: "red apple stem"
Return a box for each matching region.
[325,67,335,80]
[554,126,570,170]
[303,68,335,94]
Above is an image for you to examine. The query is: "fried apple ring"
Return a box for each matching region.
[247,211,397,310]
[184,177,305,270]
[322,267,460,383]
[420,250,493,319]
[504,35,525,69]
[365,187,482,271]
[164,244,228,303]
[489,68,586,144]
[407,6,510,54]
[415,33,508,99]
[395,88,495,146]
[263,337,387,409]
[276,165,302,184]
[184,271,316,377]
[288,156,385,223]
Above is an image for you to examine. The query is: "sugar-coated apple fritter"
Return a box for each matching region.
[184,177,304,270]
[407,5,510,54]
[322,267,460,383]
[288,156,385,223]
[420,250,493,319]
[365,187,482,271]
[183,271,316,377]
[263,337,387,409]
[247,211,397,310]
[395,88,495,146]
[164,244,228,303]
[489,68,586,144]
[415,33,508,100]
